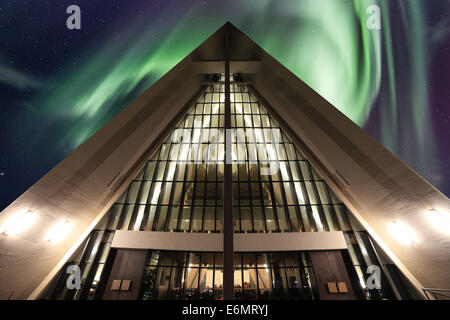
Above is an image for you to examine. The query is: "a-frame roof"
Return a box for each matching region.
[0,22,448,299]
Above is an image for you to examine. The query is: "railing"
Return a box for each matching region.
[422,288,450,300]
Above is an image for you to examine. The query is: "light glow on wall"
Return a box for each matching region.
[388,221,418,245]
[46,220,72,243]
[1,210,36,236]
[426,209,450,235]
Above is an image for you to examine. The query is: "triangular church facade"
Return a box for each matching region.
[0,23,448,300]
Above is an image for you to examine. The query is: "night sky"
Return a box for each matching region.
[0,0,449,211]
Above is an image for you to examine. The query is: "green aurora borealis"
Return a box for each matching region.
[41,0,387,147]
[40,1,437,174]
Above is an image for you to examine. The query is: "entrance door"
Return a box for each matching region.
[102,249,147,300]
[310,250,356,300]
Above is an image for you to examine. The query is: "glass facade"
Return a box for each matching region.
[105,81,225,233]
[140,251,222,300]
[233,252,316,300]
[138,251,315,300]
[229,81,350,233]
[46,74,417,300]
[101,75,350,234]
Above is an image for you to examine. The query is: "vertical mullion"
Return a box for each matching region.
[306,161,330,231]
[176,121,196,231]
[286,151,305,232]
[293,155,311,231]
[247,91,268,232]
[201,99,213,232]
[278,139,303,232]
[186,109,200,231]
[282,256,290,299]
[297,160,316,231]
[258,106,280,232]
[181,252,189,299]
[254,253,259,299]
[215,81,221,233]
[141,145,162,230]
[127,161,151,230]
[152,251,161,298]
[234,84,242,233]
[242,88,255,232]
[140,160,158,230]
[197,253,202,297]
[213,82,220,233]
[267,252,274,299]
[236,101,242,233]
[115,184,132,230]
[324,182,343,230]
[166,264,174,299]
[212,252,216,298]
[188,107,203,232]
[248,91,267,231]
[223,29,235,299]
[164,127,185,231]
[174,127,188,231]
[152,143,175,231]
[241,254,245,299]
[267,122,292,232]
[139,160,156,230]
